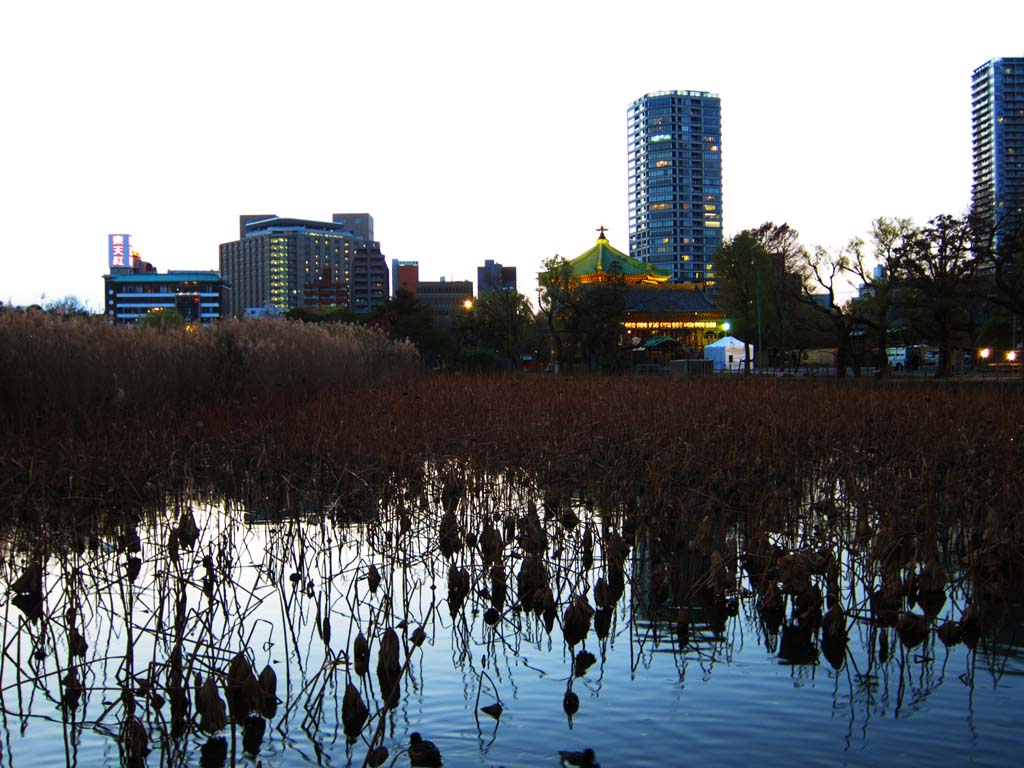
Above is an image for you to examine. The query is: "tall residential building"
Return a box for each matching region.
[477,259,517,293]
[219,213,389,317]
[972,58,1024,234]
[627,90,723,285]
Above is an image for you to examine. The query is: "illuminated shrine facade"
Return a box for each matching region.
[560,232,726,353]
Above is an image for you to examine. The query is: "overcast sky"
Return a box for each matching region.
[2,0,1022,310]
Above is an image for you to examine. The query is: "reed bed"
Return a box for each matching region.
[3,372,1022,632]
[0,312,419,431]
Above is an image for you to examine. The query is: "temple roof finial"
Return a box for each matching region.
[596,225,608,241]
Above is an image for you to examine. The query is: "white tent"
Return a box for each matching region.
[704,336,754,371]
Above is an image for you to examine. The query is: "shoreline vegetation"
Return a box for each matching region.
[1,312,1023,767]
[2,312,1022,604]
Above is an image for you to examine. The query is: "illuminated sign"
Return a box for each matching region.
[109,234,131,270]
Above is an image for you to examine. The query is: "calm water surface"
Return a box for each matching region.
[1,492,1022,767]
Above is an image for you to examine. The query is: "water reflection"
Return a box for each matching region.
[2,467,1022,767]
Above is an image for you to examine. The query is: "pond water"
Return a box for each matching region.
[2,480,1022,767]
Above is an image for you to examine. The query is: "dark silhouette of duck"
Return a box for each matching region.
[408,732,442,766]
[560,747,599,767]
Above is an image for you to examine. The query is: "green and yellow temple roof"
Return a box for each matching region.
[567,228,670,284]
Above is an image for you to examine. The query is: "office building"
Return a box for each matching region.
[392,260,420,296]
[627,90,723,285]
[417,278,473,325]
[477,259,517,293]
[103,234,226,324]
[972,58,1024,235]
[219,213,389,317]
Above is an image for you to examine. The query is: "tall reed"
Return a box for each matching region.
[0,313,419,429]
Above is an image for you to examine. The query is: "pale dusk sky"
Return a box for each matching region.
[1,0,1022,309]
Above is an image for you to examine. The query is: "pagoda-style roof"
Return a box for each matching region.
[567,233,670,284]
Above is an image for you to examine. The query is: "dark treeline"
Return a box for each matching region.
[715,214,1024,377]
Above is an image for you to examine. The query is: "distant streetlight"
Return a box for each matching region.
[463,298,474,311]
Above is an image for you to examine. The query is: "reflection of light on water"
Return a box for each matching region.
[1,478,1023,767]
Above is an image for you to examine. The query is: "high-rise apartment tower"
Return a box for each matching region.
[628,90,723,284]
[972,58,1024,234]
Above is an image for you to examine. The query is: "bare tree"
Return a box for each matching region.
[893,215,981,378]
[798,245,861,377]
[844,217,917,378]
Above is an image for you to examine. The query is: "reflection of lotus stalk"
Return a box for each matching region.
[258,665,278,718]
[367,564,381,593]
[676,607,691,646]
[563,690,579,716]
[896,611,929,649]
[177,507,199,548]
[197,676,227,734]
[480,520,503,563]
[961,603,981,648]
[62,668,83,710]
[563,594,594,647]
[823,601,846,639]
[490,564,507,610]
[226,652,263,722]
[937,620,962,647]
[377,628,401,675]
[447,564,470,615]
[376,628,403,709]
[517,555,547,612]
[439,508,463,557]
[124,715,148,760]
[342,682,369,742]
[10,561,42,597]
[353,632,370,676]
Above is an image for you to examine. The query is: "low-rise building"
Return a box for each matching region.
[103,234,227,324]
[417,278,473,325]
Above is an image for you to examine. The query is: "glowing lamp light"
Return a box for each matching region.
[980,348,991,359]
[722,321,731,332]
[1008,350,1018,362]
[463,299,474,311]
